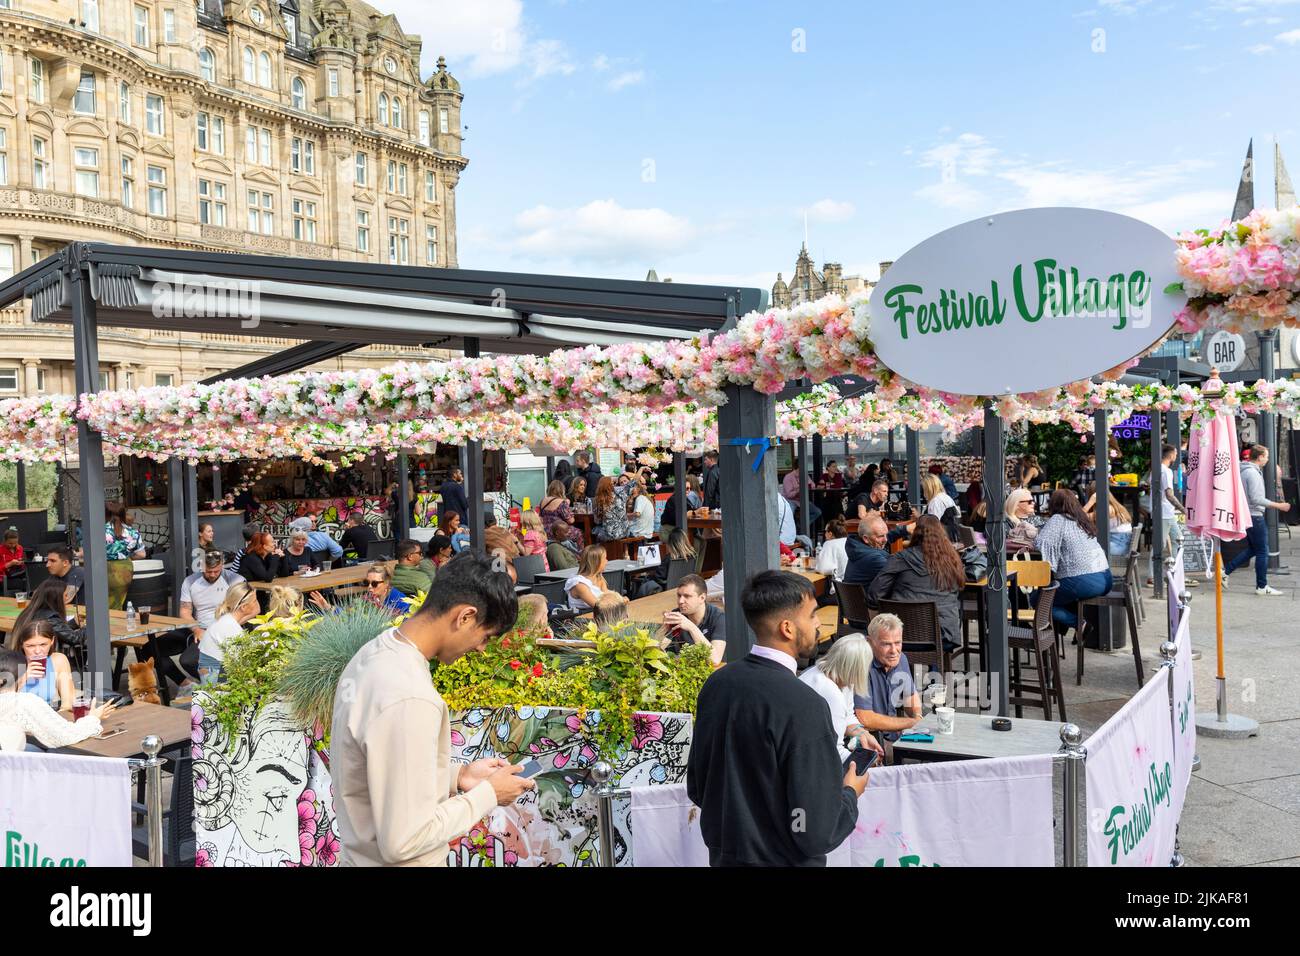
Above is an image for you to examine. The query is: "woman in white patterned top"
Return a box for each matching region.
[1035,490,1112,630]
[0,648,116,750]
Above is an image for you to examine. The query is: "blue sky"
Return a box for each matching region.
[385,0,1300,293]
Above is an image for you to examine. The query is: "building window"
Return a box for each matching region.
[154,373,173,387]
[391,97,403,129]
[197,113,225,154]
[119,81,131,124]
[424,169,436,203]
[291,138,314,174]
[284,11,297,46]
[247,127,271,165]
[147,165,167,216]
[121,155,134,209]
[260,128,271,165]
[356,209,370,252]
[258,51,272,88]
[73,72,96,114]
[387,216,409,265]
[74,147,99,197]
[124,370,133,389]
[328,68,339,97]
[198,178,227,226]
[0,244,13,283]
[98,370,110,391]
[0,129,7,187]
[387,161,407,195]
[242,47,255,83]
[291,77,306,110]
[292,197,317,242]
[247,189,274,234]
[355,151,368,186]
[31,136,49,189]
[145,94,164,135]
[30,58,45,104]
[419,111,430,146]
[439,108,449,134]
[82,0,100,33]
[36,369,47,392]
[133,5,149,46]
[163,8,177,43]
[199,48,215,83]
[377,93,388,126]
[0,368,18,392]
[425,224,438,265]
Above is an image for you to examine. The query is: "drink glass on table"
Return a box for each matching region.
[72,696,91,720]
[138,605,151,626]
[14,591,27,608]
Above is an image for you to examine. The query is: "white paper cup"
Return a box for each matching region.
[935,707,956,735]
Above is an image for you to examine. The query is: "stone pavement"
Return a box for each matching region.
[1054,529,1300,866]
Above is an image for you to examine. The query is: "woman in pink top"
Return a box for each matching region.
[519,510,549,571]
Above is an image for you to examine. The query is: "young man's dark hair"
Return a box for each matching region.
[483,513,498,528]
[1161,443,1177,461]
[414,550,518,635]
[741,569,815,635]
[203,549,225,569]
[47,545,74,564]
[241,521,260,543]
[677,573,707,595]
[396,539,423,561]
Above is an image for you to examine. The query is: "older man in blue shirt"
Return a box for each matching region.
[851,612,922,744]
[289,515,343,562]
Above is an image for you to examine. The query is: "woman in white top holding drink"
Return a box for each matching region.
[564,545,627,612]
[197,580,262,684]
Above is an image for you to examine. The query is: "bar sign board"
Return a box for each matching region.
[1205,330,1245,373]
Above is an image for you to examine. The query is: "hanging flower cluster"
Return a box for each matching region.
[1172,205,1300,334]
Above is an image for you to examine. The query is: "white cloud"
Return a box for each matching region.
[380,0,574,80]
[508,199,694,266]
[1097,0,1154,14]
[1278,27,1300,41]
[592,53,611,71]
[1117,191,1233,231]
[1247,42,1276,53]
[1241,15,1283,23]
[802,199,856,222]
[608,70,645,92]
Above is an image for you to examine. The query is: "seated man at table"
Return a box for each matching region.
[843,513,909,588]
[854,479,892,522]
[663,574,725,666]
[391,539,437,597]
[339,513,378,563]
[44,546,84,606]
[852,613,922,752]
[162,550,242,689]
[290,515,343,564]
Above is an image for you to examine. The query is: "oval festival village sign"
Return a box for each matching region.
[867,208,1185,395]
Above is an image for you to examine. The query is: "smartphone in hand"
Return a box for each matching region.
[844,747,878,775]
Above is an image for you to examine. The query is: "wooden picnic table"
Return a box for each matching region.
[0,598,189,640]
[52,701,192,760]
[587,568,828,621]
[249,559,396,593]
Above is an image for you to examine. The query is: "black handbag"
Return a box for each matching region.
[959,546,989,583]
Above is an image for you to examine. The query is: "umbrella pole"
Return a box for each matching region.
[1215,549,1227,723]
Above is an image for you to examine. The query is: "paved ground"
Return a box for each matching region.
[1050,529,1300,866]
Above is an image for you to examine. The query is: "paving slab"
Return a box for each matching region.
[1175,777,1300,866]
[1227,774,1300,816]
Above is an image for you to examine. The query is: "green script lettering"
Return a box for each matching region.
[883,284,922,340]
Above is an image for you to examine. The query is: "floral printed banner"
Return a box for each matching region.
[190,693,689,868]
[251,496,393,542]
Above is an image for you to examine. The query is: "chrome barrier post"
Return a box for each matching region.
[590,761,616,868]
[1158,640,1187,867]
[142,735,164,867]
[1059,723,1085,867]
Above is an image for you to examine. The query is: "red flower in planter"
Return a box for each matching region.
[509,659,523,670]
[532,662,544,678]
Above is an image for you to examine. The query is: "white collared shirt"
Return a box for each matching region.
[749,644,797,674]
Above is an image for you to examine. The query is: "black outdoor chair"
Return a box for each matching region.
[364,538,395,561]
[875,598,950,674]
[834,581,872,637]
[1007,582,1066,721]
[662,557,694,590]
[513,554,545,585]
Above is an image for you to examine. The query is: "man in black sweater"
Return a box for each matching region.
[701,450,721,510]
[339,513,379,563]
[687,570,866,866]
[438,468,470,526]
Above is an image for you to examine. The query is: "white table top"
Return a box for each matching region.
[890,712,1068,762]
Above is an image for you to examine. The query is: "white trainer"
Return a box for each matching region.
[1256,585,1283,596]
[1220,573,1229,588]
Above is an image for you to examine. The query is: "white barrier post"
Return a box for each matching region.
[1058,723,1086,866]
[1159,640,1188,868]
[142,735,164,867]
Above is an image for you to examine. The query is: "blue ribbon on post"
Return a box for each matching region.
[727,437,773,472]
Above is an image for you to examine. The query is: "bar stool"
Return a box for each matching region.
[1075,552,1144,688]
[1008,582,1066,720]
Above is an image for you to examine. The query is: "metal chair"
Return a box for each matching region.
[1076,552,1144,688]
[957,525,977,548]
[513,553,546,585]
[834,581,872,636]
[875,598,950,674]
[530,579,567,607]
[1007,582,1066,720]
[662,557,694,590]
[1126,521,1145,626]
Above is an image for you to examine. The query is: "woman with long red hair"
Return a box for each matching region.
[866,515,965,651]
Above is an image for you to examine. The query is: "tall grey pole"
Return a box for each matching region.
[796,437,810,540]
[395,453,411,540]
[1150,405,1165,600]
[717,382,779,662]
[464,337,486,547]
[68,246,111,681]
[15,462,26,510]
[811,434,824,484]
[888,429,895,461]
[167,458,188,616]
[1093,409,1114,650]
[183,464,200,559]
[545,456,555,486]
[673,451,686,535]
[983,406,1009,716]
[1257,330,1281,571]
[906,428,921,510]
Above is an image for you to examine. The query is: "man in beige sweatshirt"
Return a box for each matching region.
[331,551,534,866]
